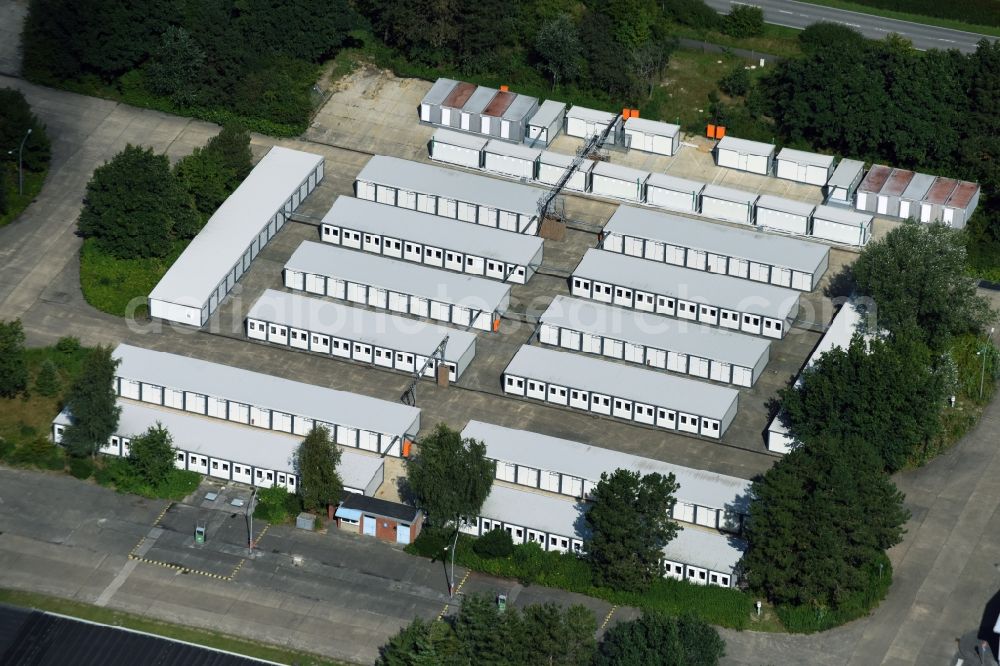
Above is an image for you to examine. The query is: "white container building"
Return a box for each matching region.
[246,290,477,382]
[824,158,864,206]
[111,344,420,456]
[355,155,541,234]
[898,173,936,221]
[429,128,486,169]
[148,146,324,327]
[538,296,770,387]
[284,241,510,332]
[941,181,980,229]
[623,117,681,156]
[715,136,775,175]
[497,94,539,142]
[571,249,800,338]
[811,204,873,246]
[54,401,385,495]
[645,173,704,213]
[502,345,740,438]
[536,151,594,192]
[700,184,758,225]
[590,161,649,202]
[754,194,816,235]
[526,100,566,146]
[462,421,752,533]
[459,86,499,133]
[854,164,891,214]
[483,140,540,180]
[565,106,618,140]
[419,78,458,125]
[601,206,830,291]
[774,148,835,186]
[320,197,543,284]
[439,81,477,128]
[479,89,516,137]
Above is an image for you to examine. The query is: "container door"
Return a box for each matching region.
[501,120,511,139]
[363,516,376,536]
[397,524,411,544]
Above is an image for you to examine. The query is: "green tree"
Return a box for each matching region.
[585,468,680,592]
[204,122,253,182]
[239,0,362,63]
[662,0,721,32]
[743,435,908,608]
[128,423,176,486]
[78,144,198,258]
[779,332,946,471]
[173,122,253,218]
[595,612,725,666]
[454,593,519,664]
[0,170,7,214]
[0,319,28,398]
[535,14,582,89]
[719,65,751,97]
[723,4,764,38]
[34,358,60,397]
[376,617,444,666]
[0,87,51,173]
[145,26,206,107]
[295,425,343,513]
[521,602,596,666]
[405,424,494,531]
[852,222,995,351]
[798,22,868,54]
[60,345,121,458]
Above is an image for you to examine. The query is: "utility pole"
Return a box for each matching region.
[7,128,31,196]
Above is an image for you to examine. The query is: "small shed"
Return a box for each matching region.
[526,100,566,146]
[429,128,486,169]
[715,136,775,175]
[775,148,835,186]
[824,159,864,206]
[854,164,891,213]
[700,184,758,225]
[565,106,618,140]
[336,494,423,545]
[623,117,681,156]
[898,173,936,221]
[483,140,540,180]
[754,195,815,235]
[419,78,458,124]
[480,90,516,136]
[942,181,980,229]
[439,82,477,128]
[536,151,593,192]
[873,168,915,217]
[645,173,704,213]
[459,87,499,133]
[590,161,649,201]
[811,204,873,246]
[498,95,539,142]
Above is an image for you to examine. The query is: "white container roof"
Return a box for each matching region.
[432,128,488,151]
[538,151,595,172]
[149,147,323,310]
[575,248,799,320]
[604,206,828,274]
[717,136,776,157]
[900,172,936,201]
[527,99,566,127]
[247,289,476,364]
[421,78,459,106]
[56,402,384,490]
[286,241,511,312]
[664,525,745,574]
[484,139,542,161]
[592,161,650,183]
[464,420,752,511]
[756,194,816,217]
[505,345,739,419]
[112,344,420,437]
[356,156,543,218]
[502,95,539,121]
[775,147,834,168]
[701,183,759,206]
[462,87,498,114]
[826,159,865,189]
[813,204,874,227]
[541,296,769,369]
[647,172,705,195]
[624,116,680,137]
[566,106,617,124]
[323,197,542,266]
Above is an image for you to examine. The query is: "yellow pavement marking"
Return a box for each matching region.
[599,605,618,631]
[437,570,473,621]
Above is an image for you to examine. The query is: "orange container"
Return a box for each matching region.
[707,124,716,138]
[402,439,412,457]
[622,108,631,119]
[500,85,509,92]
[715,126,726,139]
[631,109,640,118]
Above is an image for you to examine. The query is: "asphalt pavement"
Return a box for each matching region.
[703,0,997,53]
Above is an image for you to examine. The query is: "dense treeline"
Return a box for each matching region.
[21,0,364,134]
[0,88,50,218]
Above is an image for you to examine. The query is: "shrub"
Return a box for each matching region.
[68,456,95,479]
[723,5,764,38]
[472,528,514,559]
[255,485,293,523]
[55,336,81,354]
[95,455,200,500]
[662,0,722,31]
[719,65,751,97]
[776,554,892,633]
[0,438,16,460]
[34,358,60,397]
[9,437,64,470]
[407,526,451,559]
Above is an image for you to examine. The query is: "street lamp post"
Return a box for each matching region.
[7,128,32,196]
[443,528,459,597]
[247,486,258,557]
[979,327,996,401]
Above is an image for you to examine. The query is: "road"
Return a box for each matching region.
[703,0,997,53]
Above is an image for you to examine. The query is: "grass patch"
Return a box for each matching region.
[0,169,48,229]
[0,588,347,665]
[794,0,1000,38]
[671,22,804,59]
[407,530,776,631]
[646,48,747,131]
[79,238,186,318]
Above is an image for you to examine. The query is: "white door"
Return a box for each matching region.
[501,120,510,139]
[877,196,888,215]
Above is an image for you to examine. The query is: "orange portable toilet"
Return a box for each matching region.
[631,109,640,118]
[707,124,717,138]
[402,439,413,457]
[622,108,631,119]
[500,85,509,92]
[492,316,501,333]
[715,126,727,139]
